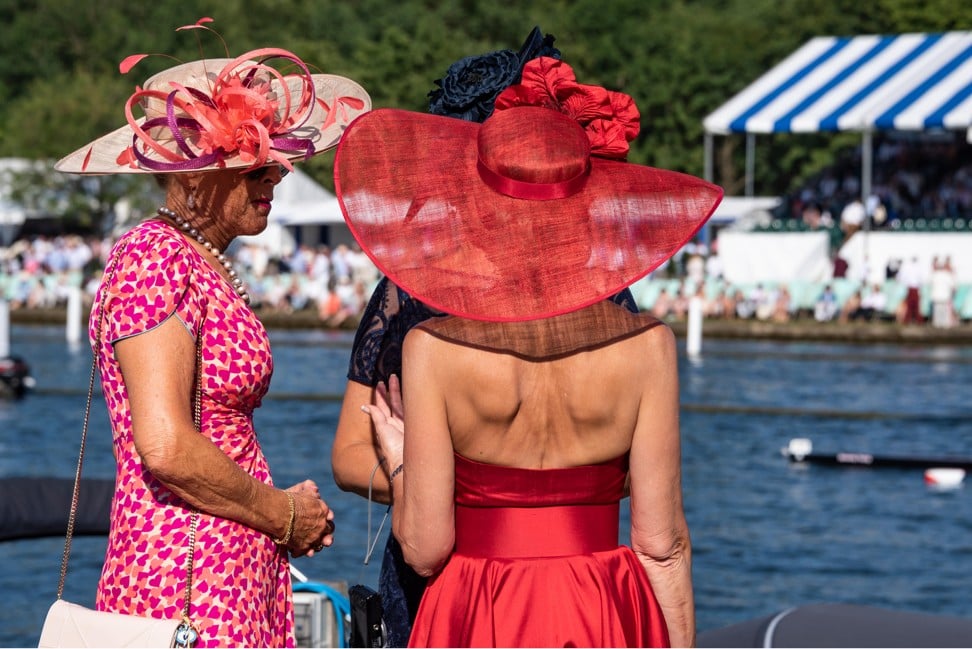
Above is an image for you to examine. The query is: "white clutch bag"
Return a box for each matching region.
[39,599,184,648]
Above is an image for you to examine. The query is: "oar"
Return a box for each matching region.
[782,438,970,485]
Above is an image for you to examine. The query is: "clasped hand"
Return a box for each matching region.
[285,479,336,557]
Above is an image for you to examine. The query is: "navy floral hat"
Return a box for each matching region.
[427,26,561,123]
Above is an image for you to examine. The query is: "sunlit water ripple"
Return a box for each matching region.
[2,325,971,645]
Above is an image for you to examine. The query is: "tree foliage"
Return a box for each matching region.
[0,0,968,233]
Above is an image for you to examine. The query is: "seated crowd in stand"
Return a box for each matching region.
[5,130,970,329]
[1,232,968,330]
[0,234,380,327]
[676,132,972,329]
[231,241,380,326]
[779,132,972,236]
[640,250,969,329]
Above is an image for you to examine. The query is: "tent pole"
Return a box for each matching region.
[861,129,873,276]
[861,130,872,208]
[702,132,715,248]
[745,133,755,197]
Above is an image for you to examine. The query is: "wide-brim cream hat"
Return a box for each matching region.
[56,35,370,175]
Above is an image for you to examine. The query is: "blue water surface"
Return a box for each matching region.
[1,325,971,646]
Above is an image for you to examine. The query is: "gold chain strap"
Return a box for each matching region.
[56,245,122,599]
[56,241,202,647]
[176,342,203,647]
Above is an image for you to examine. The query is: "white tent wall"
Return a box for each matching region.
[716,230,972,287]
[270,168,340,223]
[717,231,832,284]
[709,196,782,226]
[838,232,972,285]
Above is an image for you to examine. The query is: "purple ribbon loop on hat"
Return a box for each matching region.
[130,132,220,171]
[164,94,202,159]
[272,136,316,160]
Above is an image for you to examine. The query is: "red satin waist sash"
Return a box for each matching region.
[454,502,620,558]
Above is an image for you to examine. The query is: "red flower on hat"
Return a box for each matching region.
[182,72,282,164]
[115,19,326,173]
[493,57,640,160]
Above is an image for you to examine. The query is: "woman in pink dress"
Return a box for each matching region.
[54,19,370,647]
[337,57,722,647]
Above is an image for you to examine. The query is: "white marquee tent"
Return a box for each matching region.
[237,167,353,257]
[701,32,972,285]
[0,159,353,256]
[266,167,344,227]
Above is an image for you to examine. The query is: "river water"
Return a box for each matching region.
[2,324,971,646]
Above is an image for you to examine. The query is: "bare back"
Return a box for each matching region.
[406,301,673,469]
[393,301,690,646]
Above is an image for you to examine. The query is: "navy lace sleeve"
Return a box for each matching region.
[347,277,443,386]
[611,287,638,314]
[347,279,638,386]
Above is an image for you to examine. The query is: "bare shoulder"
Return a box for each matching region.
[403,321,447,352]
[624,314,675,350]
[402,320,459,370]
[636,316,675,346]
[623,317,677,376]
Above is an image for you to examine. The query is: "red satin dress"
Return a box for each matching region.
[408,453,670,648]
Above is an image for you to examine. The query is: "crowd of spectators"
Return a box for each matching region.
[0,233,380,327]
[0,234,102,310]
[662,131,972,330]
[4,133,971,336]
[644,245,967,329]
[779,132,972,234]
[3,230,968,330]
[231,240,380,326]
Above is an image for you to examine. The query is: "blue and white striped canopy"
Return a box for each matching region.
[704,31,972,135]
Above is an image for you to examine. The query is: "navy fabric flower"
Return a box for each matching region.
[427,27,561,123]
[428,50,522,122]
[516,26,561,68]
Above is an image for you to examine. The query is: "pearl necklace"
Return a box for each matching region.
[157,206,250,304]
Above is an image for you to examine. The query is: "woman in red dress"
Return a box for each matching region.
[337,57,723,648]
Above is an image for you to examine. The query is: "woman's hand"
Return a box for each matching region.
[377,373,405,421]
[288,479,320,499]
[364,375,405,477]
[285,480,336,557]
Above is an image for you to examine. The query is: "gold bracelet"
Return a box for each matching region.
[272,491,296,546]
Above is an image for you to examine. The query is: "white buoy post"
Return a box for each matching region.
[66,287,82,344]
[686,294,703,357]
[0,299,9,358]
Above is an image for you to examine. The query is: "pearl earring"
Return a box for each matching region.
[187,193,196,210]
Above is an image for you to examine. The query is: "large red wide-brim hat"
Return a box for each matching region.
[335,106,723,322]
